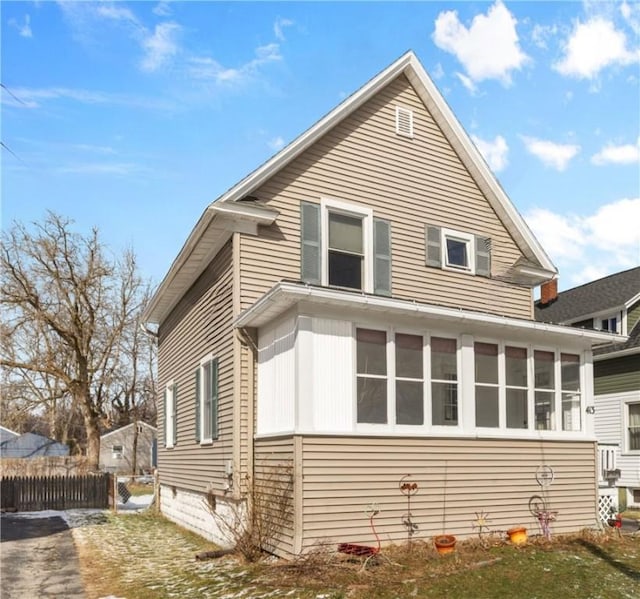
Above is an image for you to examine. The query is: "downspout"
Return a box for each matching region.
[236,325,257,503]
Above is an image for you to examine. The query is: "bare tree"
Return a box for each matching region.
[0,213,150,470]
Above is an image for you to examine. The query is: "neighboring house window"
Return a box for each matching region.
[628,403,640,451]
[561,353,581,431]
[475,342,499,427]
[425,225,491,277]
[196,356,218,443]
[112,445,123,459]
[534,350,554,430]
[600,316,619,333]
[431,337,458,426]
[300,199,391,296]
[165,381,177,448]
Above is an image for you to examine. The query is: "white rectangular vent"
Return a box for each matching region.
[395,106,414,138]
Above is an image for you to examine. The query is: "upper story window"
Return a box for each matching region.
[112,445,123,459]
[328,212,364,289]
[426,225,490,277]
[300,199,391,296]
[628,403,640,452]
[164,380,177,448]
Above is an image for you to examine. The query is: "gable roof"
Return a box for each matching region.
[0,432,69,458]
[535,267,640,324]
[101,421,157,440]
[144,50,557,325]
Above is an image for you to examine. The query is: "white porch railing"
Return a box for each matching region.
[597,443,619,520]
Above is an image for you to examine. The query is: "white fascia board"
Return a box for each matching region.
[625,292,640,309]
[143,203,278,325]
[234,282,627,348]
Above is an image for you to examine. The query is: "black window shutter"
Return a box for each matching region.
[425,225,442,268]
[195,368,201,443]
[211,359,219,440]
[300,202,321,284]
[373,218,392,296]
[475,235,491,277]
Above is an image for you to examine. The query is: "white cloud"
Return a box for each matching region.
[531,23,557,49]
[188,44,282,85]
[621,1,640,34]
[274,17,294,42]
[591,139,640,165]
[140,22,181,72]
[9,14,33,38]
[95,4,139,25]
[525,198,640,286]
[268,136,285,151]
[432,0,529,85]
[153,2,172,17]
[521,136,580,171]
[431,63,444,80]
[455,72,477,94]
[471,134,509,172]
[55,162,143,175]
[554,17,638,79]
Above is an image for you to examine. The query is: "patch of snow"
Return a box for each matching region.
[117,493,154,513]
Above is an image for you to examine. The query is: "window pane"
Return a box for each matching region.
[561,353,580,391]
[357,377,387,424]
[476,386,499,427]
[446,238,468,268]
[396,333,423,379]
[506,346,527,387]
[475,343,498,384]
[562,392,581,431]
[329,212,363,253]
[629,404,640,451]
[535,391,554,430]
[432,382,457,426]
[431,337,457,381]
[356,329,386,375]
[396,380,423,425]
[507,388,528,429]
[328,251,362,289]
[534,350,555,389]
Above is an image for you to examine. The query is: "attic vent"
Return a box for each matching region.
[395,106,414,138]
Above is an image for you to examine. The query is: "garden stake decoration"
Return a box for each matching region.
[529,465,558,540]
[472,510,492,543]
[399,474,419,548]
[337,503,381,564]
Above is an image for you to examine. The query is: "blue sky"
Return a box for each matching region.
[2,1,639,292]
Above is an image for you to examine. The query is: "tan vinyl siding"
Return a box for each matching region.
[240,74,532,319]
[157,241,235,493]
[299,436,596,551]
[254,436,296,558]
[594,355,640,395]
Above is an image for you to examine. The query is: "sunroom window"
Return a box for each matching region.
[505,346,528,429]
[395,333,424,425]
[431,337,458,426]
[561,353,581,431]
[534,350,555,430]
[629,403,640,451]
[475,342,499,427]
[356,329,387,424]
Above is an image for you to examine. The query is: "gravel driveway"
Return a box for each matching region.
[0,514,86,599]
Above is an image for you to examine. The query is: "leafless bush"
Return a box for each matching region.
[205,461,293,562]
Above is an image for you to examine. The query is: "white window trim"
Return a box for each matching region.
[623,400,640,454]
[320,197,373,293]
[199,353,216,445]
[441,227,475,274]
[165,380,176,449]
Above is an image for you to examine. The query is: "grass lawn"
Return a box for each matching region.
[74,511,640,599]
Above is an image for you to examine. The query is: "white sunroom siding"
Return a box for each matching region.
[257,315,297,435]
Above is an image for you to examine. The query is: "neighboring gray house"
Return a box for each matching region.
[0,425,19,444]
[0,432,70,458]
[99,422,157,475]
[535,267,640,512]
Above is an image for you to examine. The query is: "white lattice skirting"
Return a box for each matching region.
[598,493,618,522]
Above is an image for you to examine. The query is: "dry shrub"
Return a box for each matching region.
[206,461,293,562]
[0,456,92,476]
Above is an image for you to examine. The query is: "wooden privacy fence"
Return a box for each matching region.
[1,474,111,512]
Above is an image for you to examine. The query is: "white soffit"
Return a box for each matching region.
[235,282,627,348]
